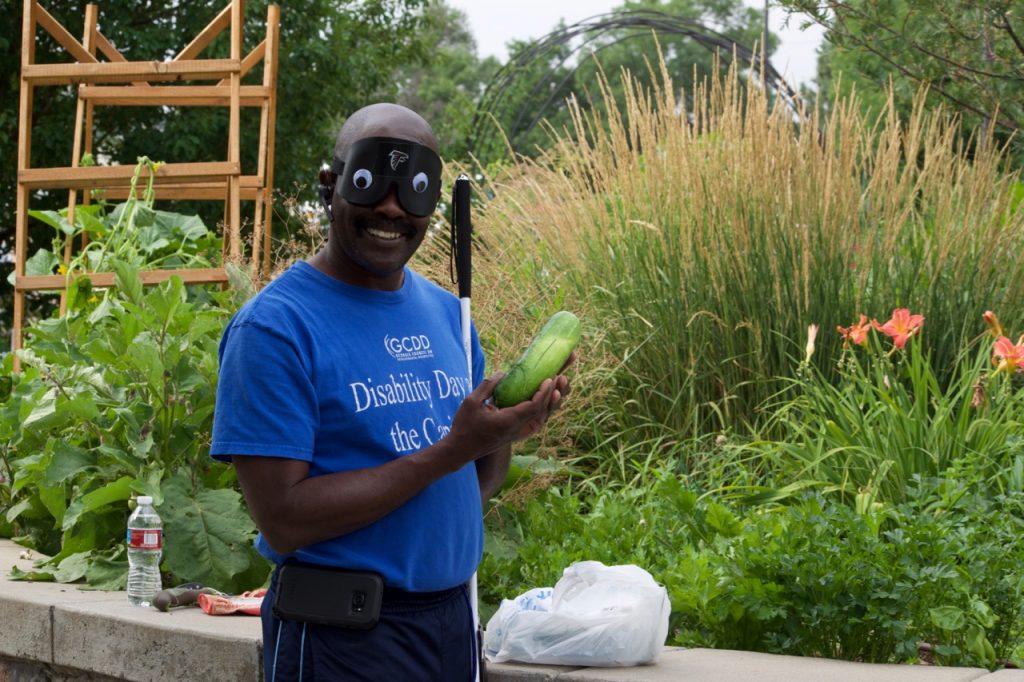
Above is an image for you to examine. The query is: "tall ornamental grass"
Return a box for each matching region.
[471,57,1024,450]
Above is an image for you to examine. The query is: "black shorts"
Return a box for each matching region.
[262,566,477,681]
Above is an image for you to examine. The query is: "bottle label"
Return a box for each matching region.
[127,528,162,550]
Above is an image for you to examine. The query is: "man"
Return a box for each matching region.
[211,102,571,681]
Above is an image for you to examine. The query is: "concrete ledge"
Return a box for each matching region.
[52,600,261,682]
[550,648,1005,682]
[0,541,260,682]
[2,541,1023,681]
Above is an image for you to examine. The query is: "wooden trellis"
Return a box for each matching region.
[12,0,280,365]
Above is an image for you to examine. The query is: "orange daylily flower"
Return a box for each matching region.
[837,314,872,346]
[872,308,924,349]
[992,335,1024,375]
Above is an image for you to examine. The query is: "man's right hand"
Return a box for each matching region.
[443,369,570,469]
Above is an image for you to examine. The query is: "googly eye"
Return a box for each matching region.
[352,169,373,190]
[411,172,429,194]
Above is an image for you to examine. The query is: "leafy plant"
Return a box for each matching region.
[14,157,222,313]
[745,309,1024,504]
[1,261,268,593]
[481,475,1024,668]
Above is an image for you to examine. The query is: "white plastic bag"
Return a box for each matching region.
[483,561,670,667]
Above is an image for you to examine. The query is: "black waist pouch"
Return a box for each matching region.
[273,562,383,630]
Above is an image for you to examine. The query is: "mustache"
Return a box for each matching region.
[354,214,415,236]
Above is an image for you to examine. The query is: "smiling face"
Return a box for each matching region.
[319,105,440,291]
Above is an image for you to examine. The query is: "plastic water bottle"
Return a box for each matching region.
[126,495,163,607]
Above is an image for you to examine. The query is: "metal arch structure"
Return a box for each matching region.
[468,8,804,162]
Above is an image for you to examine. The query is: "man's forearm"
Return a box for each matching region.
[234,439,466,555]
[475,443,512,503]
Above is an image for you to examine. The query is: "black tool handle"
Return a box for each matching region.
[453,175,472,299]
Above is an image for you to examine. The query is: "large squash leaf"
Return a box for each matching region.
[159,472,268,593]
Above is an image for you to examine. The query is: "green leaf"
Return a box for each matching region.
[96,444,137,471]
[62,476,134,531]
[43,523,107,567]
[149,276,184,323]
[930,605,966,631]
[87,294,116,325]
[141,237,170,255]
[159,473,259,592]
[11,454,45,494]
[1008,181,1024,213]
[127,337,164,392]
[154,211,208,241]
[9,566,56,582]
[113,260,143,305]
[484,529,520,562]
[52,551,91,583]
[63,395,100,421]
[132,204,156,228]
[29,209,74,234]
[705,502,742,538]
[38,485,67,528]
[964,623,991,664]
[25,248,61,277]
[44,443,97,487]
[77,209,107,236]
[132,433,155,460]
[115,303,145,344]
[187,315,225,343]
[83,551,128,590]
[5,497,35,524]
[968,598,996,629]
[740,479,823,506]
[22,390,86,433]
[22,393,58,430]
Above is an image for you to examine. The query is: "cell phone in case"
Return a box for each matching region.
[272,562,383,629]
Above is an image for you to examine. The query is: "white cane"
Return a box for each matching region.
[452,174,481,681]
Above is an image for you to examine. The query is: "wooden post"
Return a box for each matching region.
[13,0,37,368]
[60,3,99,316]
[255,3,280,280]
[81,3,99,254]
[226,0,243,262]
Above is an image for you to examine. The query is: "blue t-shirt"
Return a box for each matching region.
[211,261,486,592]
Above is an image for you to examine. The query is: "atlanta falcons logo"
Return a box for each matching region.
[388,150,410,170]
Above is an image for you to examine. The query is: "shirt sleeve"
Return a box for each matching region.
[210,319,319,462]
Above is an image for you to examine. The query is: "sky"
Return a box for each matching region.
[445,0,826,90]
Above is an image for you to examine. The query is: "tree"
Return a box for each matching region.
[468,0,779,163]
[0,0,433,349]
[577,0,774,106]
[393,1,501,160]
[776,1,1024,162]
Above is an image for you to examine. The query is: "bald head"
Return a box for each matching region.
[334,103,438,161]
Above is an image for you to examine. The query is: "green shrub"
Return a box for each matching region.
[17,157,222,296]
[481,476,1024,668]
[0,261,268,593]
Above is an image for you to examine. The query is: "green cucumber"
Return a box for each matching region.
[494,310,580,407]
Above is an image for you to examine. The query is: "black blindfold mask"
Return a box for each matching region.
[330,137,443,217]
